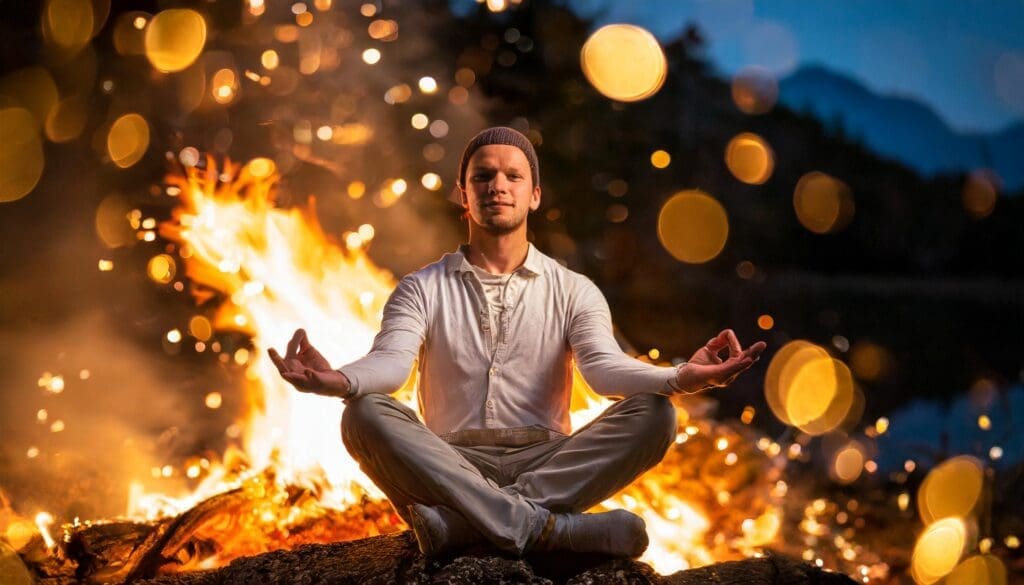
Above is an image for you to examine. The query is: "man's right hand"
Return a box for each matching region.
[268,328,352,399]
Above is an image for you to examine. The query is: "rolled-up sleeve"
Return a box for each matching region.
[338,275,427,398]
[568,278,676,397]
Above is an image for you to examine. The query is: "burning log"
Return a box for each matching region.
[133,532,858,585]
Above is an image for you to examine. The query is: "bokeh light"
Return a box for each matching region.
[144,9,207,73]
[793,171,854,234]
[410,113,429,130]
[189,316,213,341]
[44,96,88,143]
[650,149,671,169]
[0,107,45,203]
[205,391,223,409]
[962,170,999,219]
[421,172,442,191]
[917,455,985,524]
[832,441,865,484]
[945,554,1007,585]
[911,517,968,584]
[94,194,135,248]
[247,157,276,179]
[112,11,149,56]
[993,52,1024,114]
[0,67,59,129]
[848,340,892,382]
[764,340,855,435]
[361,48,381,65]
[347,181,366,199]
[418,76,438,94]
[731,66,778,115]
[211,68,238,104]
[43,0,97,54]
[147,254,177,284]
[106,113,150,168]
[580,24,667,102]
[725,132,774,185]
[368,19,398,41]
[656,190,729,264]
[384,83,412,104]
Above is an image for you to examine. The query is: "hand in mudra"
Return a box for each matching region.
[268,328,351,398]
[675,329,766,394]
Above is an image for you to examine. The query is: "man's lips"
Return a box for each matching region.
[483,201,513,209]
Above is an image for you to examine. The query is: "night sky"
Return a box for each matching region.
[459,0,1024,133]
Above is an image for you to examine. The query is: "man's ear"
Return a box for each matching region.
[529,185,542,211]
[458,184,468,208]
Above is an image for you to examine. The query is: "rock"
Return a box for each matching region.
[137,532,858,585]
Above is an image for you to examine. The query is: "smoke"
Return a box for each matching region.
[0,308,228,520]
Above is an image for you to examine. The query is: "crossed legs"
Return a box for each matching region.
[341,393,677,556]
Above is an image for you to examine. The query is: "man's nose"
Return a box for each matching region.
[488,173,508,193]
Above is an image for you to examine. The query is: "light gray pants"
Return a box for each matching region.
[341,392,677,554]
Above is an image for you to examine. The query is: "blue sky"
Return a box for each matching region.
[456,1,1024,133]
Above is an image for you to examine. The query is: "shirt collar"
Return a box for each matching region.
[446,243,544,276]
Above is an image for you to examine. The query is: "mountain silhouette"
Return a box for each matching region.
[779,65,1024,192]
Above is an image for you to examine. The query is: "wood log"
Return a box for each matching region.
[135,532,859,585]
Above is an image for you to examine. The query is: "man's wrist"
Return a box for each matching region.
[668,362,691,394]
[336,370,356,400]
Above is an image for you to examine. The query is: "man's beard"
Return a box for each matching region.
[475,207,526,234]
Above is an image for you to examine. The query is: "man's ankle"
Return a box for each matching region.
[530,510,648,558]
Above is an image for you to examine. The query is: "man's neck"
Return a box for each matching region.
[465,229,529,275]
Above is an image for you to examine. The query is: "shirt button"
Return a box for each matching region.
[486,399,495,408]
[489,367,497,376]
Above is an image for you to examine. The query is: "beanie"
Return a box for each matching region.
[456,126,540,189]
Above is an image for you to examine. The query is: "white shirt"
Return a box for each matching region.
[339,244,677,437]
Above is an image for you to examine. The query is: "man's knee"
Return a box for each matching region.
[622,393,678,456]
[341,393,398,450]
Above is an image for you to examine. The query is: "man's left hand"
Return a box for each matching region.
[674,329,766,394]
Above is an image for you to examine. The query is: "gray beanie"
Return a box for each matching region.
[457,126,540,189]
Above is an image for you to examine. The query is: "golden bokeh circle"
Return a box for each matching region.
[45,96,88,143]
[764,340,854,434]
[656,190,729,264]
[832,442,865,484]
[945,554,1007,585]
[650,149,671,169]
[144,9,207,73]
[94,194,135,248]
[0,107,45,203]
[917,455,985,524]
[247,157,276,179]
[911,517,968,584]
[189,315,213,341]
[44,0,95,53]
[793,171,854,234]
[764,340,814,426]
[147,254,176,284]
[0,66,59,129]
[725,132,774,185]
[107,113,150,168]
[580,24,667,102]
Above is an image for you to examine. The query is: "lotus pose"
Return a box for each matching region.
[270,127,765,558]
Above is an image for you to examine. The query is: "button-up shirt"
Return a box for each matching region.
[339,244,677,436]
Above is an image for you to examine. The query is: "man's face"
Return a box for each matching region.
[461,144,541,235]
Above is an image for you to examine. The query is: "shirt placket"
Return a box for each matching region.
[463,271,499,427]
[486,276,510,428]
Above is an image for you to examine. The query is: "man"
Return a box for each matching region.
[270,127,765,558]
